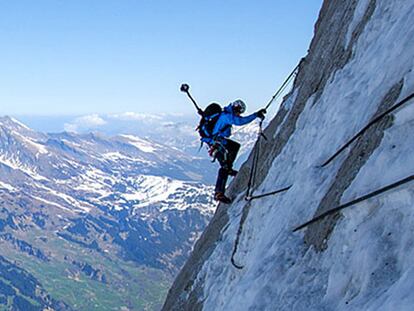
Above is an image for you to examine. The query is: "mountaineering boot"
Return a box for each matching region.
[227,168,238,177]
[214,192,232,204]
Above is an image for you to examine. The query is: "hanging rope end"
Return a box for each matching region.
[231,257,244,270]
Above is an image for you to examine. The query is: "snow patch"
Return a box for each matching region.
[12,130,48,155]
[0,181,16,191]
[0,154,48,181]
[120,135,157,153]
[9,117,31,130]
[345,0,371,48]
[35,183,92,212]
[30,195,75,213]
[123,175,214,214]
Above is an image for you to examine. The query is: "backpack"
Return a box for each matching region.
[198,103,222,140]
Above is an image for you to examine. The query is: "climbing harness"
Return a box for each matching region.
[293,174,414,232]
[320,92,414,167]
[209,140,228,163]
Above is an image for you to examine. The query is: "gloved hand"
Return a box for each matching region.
[256,108,267,120]
[208,143,220,158]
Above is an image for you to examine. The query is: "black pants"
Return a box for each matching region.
[214,139,240,194]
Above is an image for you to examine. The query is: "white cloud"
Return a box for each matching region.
[64,114,107,133]
[108,112,163,122]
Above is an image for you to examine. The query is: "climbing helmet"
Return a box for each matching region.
[231,99,246,114]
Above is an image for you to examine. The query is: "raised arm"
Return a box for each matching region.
[230,112,258,126]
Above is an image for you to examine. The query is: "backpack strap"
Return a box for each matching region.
[205,112,221,122]
[199,112,222,139]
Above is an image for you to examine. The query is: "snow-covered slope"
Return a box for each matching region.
[0,115,216,251]
[0,117,217,309]
[163,1,414,310]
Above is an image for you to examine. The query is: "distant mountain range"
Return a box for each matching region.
[18,112,264,166]
[0,116,220,310]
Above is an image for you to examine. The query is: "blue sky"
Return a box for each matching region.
[0,1,322,116]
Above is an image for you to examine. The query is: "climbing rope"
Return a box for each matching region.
[292,174,414,232]
[230,201,252,269]
[244,121,292,202]
[245,121,264,200]
[244,124,291,201]
[244,64,300,201]
[229,59,414,269]
[264,63,300,111]
[320,92,414,167]
[247,185,292,201]
[230,64,301,269]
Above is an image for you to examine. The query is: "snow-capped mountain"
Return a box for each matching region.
[19,113,206,156]
[163,1,414,310]
[0,116,217,310]
[19,111,264,165]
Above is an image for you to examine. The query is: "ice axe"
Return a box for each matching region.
[180,83,204,116]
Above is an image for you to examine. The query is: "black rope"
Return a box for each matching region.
[244,120,291,201]
[250,129,262,193]
[292,174,414,232]
[231,253,244,270]
[245,134,261,200]
[250,138,261,195]
[264,64,300,110]
[243,64,299,200]
[230,64,300,269]
[247,185,292,201]
[320,92,414,167]
[230,202,252,270]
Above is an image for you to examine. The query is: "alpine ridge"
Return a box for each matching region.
[0,116,216,310]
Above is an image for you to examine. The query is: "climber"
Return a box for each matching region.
[206,100,266,203]
[179,84,266,204]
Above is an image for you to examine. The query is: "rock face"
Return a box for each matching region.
[162,0,414,310]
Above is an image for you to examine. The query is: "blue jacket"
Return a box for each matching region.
[204,104,258,144]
